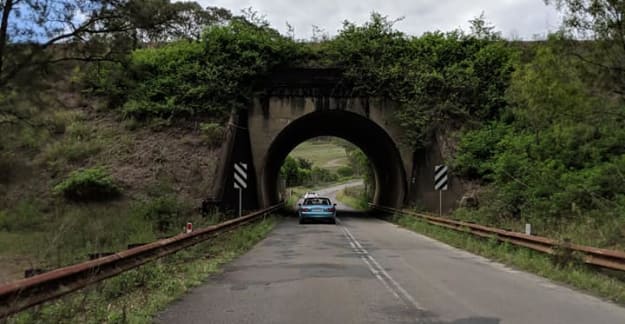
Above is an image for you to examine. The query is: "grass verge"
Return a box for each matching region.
[390,213,625,305]
[336,187,368,211]
[7,216,278,324]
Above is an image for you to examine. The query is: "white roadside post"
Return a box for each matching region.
[525,223,532,235]
[233,162,248,217]
[434,165,448,217]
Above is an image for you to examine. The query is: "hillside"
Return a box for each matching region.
[0,77,222,283]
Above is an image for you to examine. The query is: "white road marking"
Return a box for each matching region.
[346,238,401,299]
[338,218,425,312]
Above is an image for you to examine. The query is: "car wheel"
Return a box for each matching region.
[299,218,305,224]
[329,218,336,224]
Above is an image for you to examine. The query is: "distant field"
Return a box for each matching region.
[289,141,348,171]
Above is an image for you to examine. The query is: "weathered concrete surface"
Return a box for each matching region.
[156,215,625,324]
[210,69,465,213]
[247,96,411,209]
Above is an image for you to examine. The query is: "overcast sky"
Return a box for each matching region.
[197,0,562,40]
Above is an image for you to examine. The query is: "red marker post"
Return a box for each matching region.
[185,222,193,234]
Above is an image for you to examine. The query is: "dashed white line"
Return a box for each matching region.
[338,218,425,312]
[346,238,402,299]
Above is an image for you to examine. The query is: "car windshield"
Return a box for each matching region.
[303,198,331,205]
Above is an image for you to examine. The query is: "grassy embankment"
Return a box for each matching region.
[7,216,277,324]
[335,185,369,210]
[0,79,226,283]
[391,213,625,305]
[0,97,281,321]
[0,111,221,282]
[288,141,349,173]
[0,73,279,322]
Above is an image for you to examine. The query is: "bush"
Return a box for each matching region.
[42,140,102,165]
[200,122,226,148]
[45,110,87,135]
[108,19,301,121]
[296,158,313,170]
[17,126,48,150]
[54,167,121,202]
[310,167,338,184]
[452,122,511,180]
[65,121,93,140]
[132,195,192,233]
[280,156,305,187]
[0,201,44,232]
[337,166,354,177]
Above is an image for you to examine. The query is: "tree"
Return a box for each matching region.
[0,0,230,124]
[165,4,231,41]
[280,156,301,187]
[296,157,313,170]
[546,0,625,98]
[469,12,501,40]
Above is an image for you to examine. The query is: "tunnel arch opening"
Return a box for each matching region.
[261,110,407,208]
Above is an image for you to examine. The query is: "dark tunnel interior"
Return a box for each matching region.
[262,110,407,207]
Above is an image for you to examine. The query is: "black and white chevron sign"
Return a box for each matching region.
[233,162,248,189]
[434,164,448,191]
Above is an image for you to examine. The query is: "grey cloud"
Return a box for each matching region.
[195,0,561,39]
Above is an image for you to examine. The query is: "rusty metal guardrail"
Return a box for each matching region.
[0,203,283,319]
[370,204,625,272]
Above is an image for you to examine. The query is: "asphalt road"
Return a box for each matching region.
[292,180,364,211]
[156,186,625,324]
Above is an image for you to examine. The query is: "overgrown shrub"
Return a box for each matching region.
[280,155,340,187]
[337,166,354,178]
[65,121,94,140]
[17,126,48,150]
[452,41,625,228]
[280,156,307,186]
[200,122,226,148]
[42,140,102,166]
[310,167,338,184]
[53,167,121,202]
[45,110,85,135]
[326,14,516,148]
[102,18,302,121]
[0,201,44,232]
[82,61,134,110]
[132,195,192,233]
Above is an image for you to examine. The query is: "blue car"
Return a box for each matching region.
[298,197,337,224]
